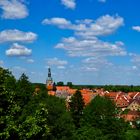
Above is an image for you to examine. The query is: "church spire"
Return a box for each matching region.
[48,67,51,78]
[46,67,53,90]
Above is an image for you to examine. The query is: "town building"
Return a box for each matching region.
[46,67,53,91]
[121,110,140,122]
[127,99,140,111]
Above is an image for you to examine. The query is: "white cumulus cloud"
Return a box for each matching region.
[42,15,124,37]
[76,15,124,38]
[0,0,28,19]
[6,43,32,56]
[55,37,126,57]
[0,29,37,43]
[42,17,72,28]
[61,0,76,9]
[132,26,140,32]
[43,14,126,75]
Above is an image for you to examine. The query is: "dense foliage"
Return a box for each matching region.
[103,85,140,92]
[69,90,85,127]
[57,81,64,86]
[0,67,140,140]
[80,96,129,139]
[70,84,140,92]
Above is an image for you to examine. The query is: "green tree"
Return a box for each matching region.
[67,82,73,88]
[16,73,33,107]
[0,68,16,112]
[32,83,46,93]
[124,129,140,140]
[69,90,85,128]
[20,91,75,140]
[57,81,64,86]
[18,94,50,140]
[53,82,57,91]
[0,67,18,139]
[73,125,107,140]
[81,96,128,140]
[0,68,75,140]
[41,93,75,140]
[0,70,36,139]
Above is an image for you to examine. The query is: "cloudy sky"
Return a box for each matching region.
[0,0,140,85]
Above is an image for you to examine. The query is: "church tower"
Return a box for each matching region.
[46,67,53,90]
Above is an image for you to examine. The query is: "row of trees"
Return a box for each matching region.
[0,67,140,140]
[56,81,73,87]
[56,83,140,92]
[103,85,140,92]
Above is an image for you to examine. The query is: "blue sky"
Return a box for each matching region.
[0,0,140,85]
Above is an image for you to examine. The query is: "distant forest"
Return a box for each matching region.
[33,82,140,92]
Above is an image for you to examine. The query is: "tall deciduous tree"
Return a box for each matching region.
[81,95,129,139]
[0,67,18,139]
[69,90,85,127]
[28,92,75,140]
[16,73,33,107]
[18,94,50,140]
[42,93,75,140]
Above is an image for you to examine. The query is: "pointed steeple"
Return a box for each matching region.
[46,67,53,90]
[48,67,51,78]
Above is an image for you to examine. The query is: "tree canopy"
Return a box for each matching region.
[69,90,85,127]
[81,96,129,139]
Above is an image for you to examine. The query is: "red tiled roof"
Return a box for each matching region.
[80,89,92,94]
[105,92,131,108]
[121,110,140,121]
[48,91,56,96]
[82,93,92,105]
[128,92,140,99]
[68,89,77,95]
[129,99,140,105]
[127,110,140,115]
[56,86,70,91]
[105,92,120,100]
